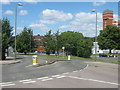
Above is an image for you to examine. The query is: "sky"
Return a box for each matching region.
[1,1,119,37]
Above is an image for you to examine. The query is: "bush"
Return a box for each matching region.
[77,47,92,58]
[77,38,93,58]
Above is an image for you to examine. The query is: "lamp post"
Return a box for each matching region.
[30,31,32,53]
[92,9,98,56]
[29,29,32,54]
[14,3,23,60]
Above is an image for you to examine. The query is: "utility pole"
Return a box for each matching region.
[14,3,23,60]
[92,9,98,58]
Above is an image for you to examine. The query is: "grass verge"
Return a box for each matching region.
[18,54,120,64]
[38,55,120,64]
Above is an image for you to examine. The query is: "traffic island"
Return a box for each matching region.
[31,55,72,67]
[32,55,57,67]
[32,61,56,67]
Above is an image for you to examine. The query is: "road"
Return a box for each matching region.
[2,56,86,82]
[1,55,119,88]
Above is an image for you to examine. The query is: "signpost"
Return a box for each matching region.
[62,47,65,58]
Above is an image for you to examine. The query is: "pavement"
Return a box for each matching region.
[0,57,22,65]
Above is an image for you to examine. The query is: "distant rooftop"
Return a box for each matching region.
[103,9,113,13]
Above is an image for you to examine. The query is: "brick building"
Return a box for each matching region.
[103,9,118,29]
[113,20,118,26]
[34,35,46,53]
[103,10,113,29]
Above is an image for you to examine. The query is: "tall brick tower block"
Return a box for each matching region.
[103,10,113,29]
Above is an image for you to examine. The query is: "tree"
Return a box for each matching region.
[77,37,93,58]
[16,27,34,54]
[34,34,42,49]
[42,30,62,55]
[54,30,61,54]
[42,30,55,55]
[1,18,13,60]
[98,25,120,53]
[59,31,84,56]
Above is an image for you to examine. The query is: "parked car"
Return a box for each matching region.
[109,54,117,57]
[99,53,108,57]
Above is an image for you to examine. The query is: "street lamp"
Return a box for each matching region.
[92,9,98,56]
[26,30,31,54]
[14,3,23,60]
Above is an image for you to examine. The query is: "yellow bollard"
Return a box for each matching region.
[32,55,38,65]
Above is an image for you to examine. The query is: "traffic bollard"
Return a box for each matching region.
[68,55,71,60]
[32,55,38,65]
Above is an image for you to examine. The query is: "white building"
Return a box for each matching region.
[92,42,120,54]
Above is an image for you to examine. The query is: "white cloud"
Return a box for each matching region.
[59,25,71,29]
[12,27,23,35]
[17,27,23,30]
[4,10,14,15]
[71,12,102,25]
[59,12,103,37]
[0,0,13,4]
[42,9,73,24]
[40,20,56,24]
[93,1,106,6]
[0,0,38,4]
[29,23,49,31]
[23,0,39,4]
[59,23,102,37]
[71,23,102,37]
[19,10,28,15]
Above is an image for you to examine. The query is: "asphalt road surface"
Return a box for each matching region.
[1,56,119,88]
[2,56,86,82]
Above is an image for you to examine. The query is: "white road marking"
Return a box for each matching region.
[52,75,60,77]
[19,79,36,84]
[22,81,36,84]
[19,79,32,82]
[0,82,13,85]
[79,64,89,71]
[1,83,15,87]
[1,82,15,87]
[56,76,66,79]
[37,77,49,80]
[68,76,119,86]
[62,72,69,74]
[73,70,78,72]
[79,69,83,71]
[41,78,53,81]
[83,64,89,70]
